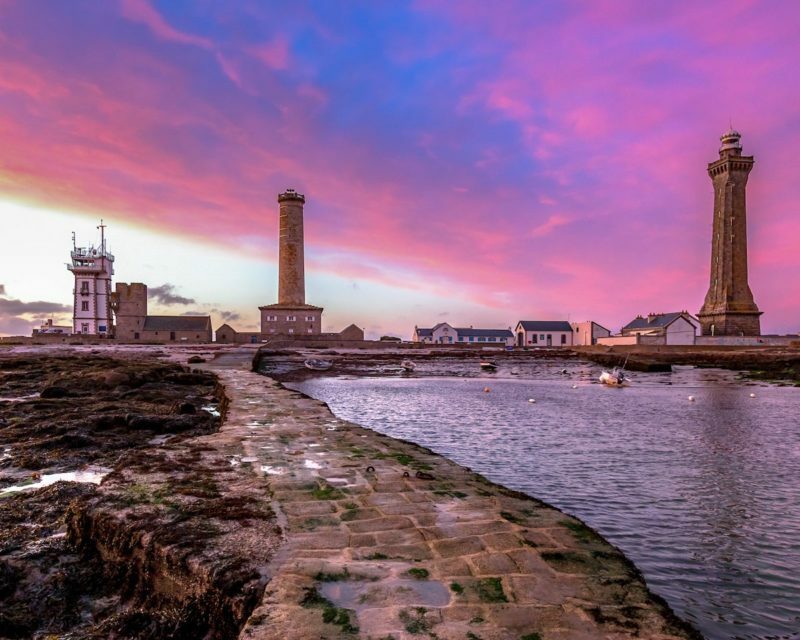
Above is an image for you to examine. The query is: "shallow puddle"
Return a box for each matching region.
[320,578,450,612]
[1,467,110,494]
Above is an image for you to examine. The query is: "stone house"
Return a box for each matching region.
[515,321,574,347]
[111,283,212,343]
[413,323,514,346]
[621,312,700,346]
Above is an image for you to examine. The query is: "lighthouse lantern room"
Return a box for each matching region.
[67,220,115,336]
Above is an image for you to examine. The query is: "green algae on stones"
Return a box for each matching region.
[475,577,508,603]
[399,607,434,634]
[312,482,344,500]
[406,568,429,580]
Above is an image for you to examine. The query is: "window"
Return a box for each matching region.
[269,328,275,333]
[305,315,315,321]
[561,334,567,345]
[531,334,538,344]
[540,334,545,340]
[81,323,89,334]
[288,328,294,334]
[307,328,313,333]
[287,315,296,321]
[80,281,89,293]
[134,332,140,340]
[81,301,89,311]
[469,336,474,342]
[267,315,277,322]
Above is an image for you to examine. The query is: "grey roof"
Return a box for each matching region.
[143,316,211,332]
[517,320,573,332]
[454,328,513,338]
[415,328,433,336]
[623,312,687,331]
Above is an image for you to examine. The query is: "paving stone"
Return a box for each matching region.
[433,556,473,576]
[506,548,554,574]
[432,535,486,558]
[470,552,519,575]
[373,527,427,545]
[349,533,378,547]
[481,532,523,552]
[345,515,415,533]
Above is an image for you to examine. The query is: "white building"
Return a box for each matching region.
[620,312,700,346]
[413,323,514,346]
[35,319,72,335]
[570,321,612,346]
[67,221,114,336]
[515,320,574,347]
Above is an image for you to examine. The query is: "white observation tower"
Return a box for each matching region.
[67,220,115,336]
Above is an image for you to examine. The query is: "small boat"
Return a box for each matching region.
[304,359,332,371]
[401,360,416,371]
[599,367,627,386]
[480,361,498,371]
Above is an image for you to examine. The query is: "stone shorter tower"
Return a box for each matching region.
[67,221,114,336]
[259,189,323,337]
[110,283,148,341]
[698,130,762,336]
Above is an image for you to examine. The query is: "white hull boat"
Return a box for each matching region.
[304,359,333,371]
[480,361,498,371]
[599,367,627,386]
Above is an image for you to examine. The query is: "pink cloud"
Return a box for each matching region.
[529,214,571,239]
[248,37,290,70]
[120,0,212,49]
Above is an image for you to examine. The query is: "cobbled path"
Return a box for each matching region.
[199,350,698,640]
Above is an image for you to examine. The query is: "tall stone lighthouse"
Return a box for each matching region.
[259,189,323,336]
[697,130,762,336]
[67,220,114,336]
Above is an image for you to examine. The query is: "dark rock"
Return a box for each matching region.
[126,415,169,431]
[187,356,206,364]
[40,386,69,399]
[176,402,196,415]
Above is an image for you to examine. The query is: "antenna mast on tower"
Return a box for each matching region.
[97,219,106,253]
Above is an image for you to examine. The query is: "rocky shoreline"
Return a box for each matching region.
[0,350,278,638]
[576,345,800,381]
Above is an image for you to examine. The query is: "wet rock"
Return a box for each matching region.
[176,401,197,415]
[188,356,206,364]
[40,385,69,399]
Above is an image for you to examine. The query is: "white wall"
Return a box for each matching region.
[517,328,573,347]
[665,317,697,345]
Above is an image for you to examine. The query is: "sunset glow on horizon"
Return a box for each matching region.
[2,0,799,337]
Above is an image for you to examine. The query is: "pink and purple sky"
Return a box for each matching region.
[1,0,799,338]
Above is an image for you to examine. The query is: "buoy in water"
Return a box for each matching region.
[483,387,491,393]
[688,395,695,402]
[749,392,756,398]
[528,398,536,403]
[572,384,578,389]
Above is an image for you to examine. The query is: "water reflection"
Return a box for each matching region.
[288,363,800,640]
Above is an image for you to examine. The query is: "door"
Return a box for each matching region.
[546,334,552,347]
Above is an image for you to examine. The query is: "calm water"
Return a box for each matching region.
[287,362,800,640]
